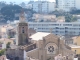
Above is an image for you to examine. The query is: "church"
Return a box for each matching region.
[6,11,74,60]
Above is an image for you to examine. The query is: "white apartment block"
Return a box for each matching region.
[57,0,80,12]
[10,21,80,36]
[28,22,80,36]
[57,0,75,12]
[32,1,55,13]
[75,0,80,10]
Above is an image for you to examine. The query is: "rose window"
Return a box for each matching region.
[48,46,54,53]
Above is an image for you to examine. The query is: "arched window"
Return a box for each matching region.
[22,27,25,33]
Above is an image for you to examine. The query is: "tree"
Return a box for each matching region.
[0,2,35,23]
[49,10,77,22]
[49,10,65,17]
[1,4,22,22]
[6,42,11,48]
[0,1,7,8]
[71,16,77,22]
[65,13,72,22]
[65,13,77,22]
[0,49,5,56]
[20,2,26,8]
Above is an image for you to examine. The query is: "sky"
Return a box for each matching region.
[0,0,55,4]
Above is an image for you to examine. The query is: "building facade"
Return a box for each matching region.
[6,49,25,60]
[28,22,80,36]
[57,0,75,12]
[75,0,80,10]
[73,36,80,46]
[32,1,55,13]
[56,0,80,12]
[10,21,80,36]
[70,45,80,55]
[26,32,74,60]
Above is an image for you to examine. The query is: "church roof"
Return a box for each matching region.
[30,32,50,41]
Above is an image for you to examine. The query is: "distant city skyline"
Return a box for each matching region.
[0,0,55,4]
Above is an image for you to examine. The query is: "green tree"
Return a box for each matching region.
[1,4,22,22]
[65,13,77,22]
[6,42,11,48]
[71,16,77,22]
[65,13,72,22]
[49,11,77,22]
[0,49,5,56]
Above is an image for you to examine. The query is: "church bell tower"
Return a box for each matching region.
[16,10,29,45]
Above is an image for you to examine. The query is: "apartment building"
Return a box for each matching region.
[57,0,75,12]
[32,1,55,13]
[56,0,80,12]
[10,20,80,36]
[28,22,80,36]
[75,0,80,10]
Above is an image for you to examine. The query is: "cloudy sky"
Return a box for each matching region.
[0,0,55,4]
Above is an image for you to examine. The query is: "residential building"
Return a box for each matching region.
[70,45,80,55]
[56,0,80,12]
[26,4,32,9]
[73,36,80,46]
[0,41,6,49]
[6,49,27,60]
[0,26,8,38]
[69,36,80,58]
[10,21,80,36]
[32,14,57,22]
[56,0,58,7]
[28,22,80,36]
[0,38,14,46]
[7,28,16,38]
[75,0,80,10]
[32,1,55,13]
[65,36,73,45]
[57,0,75,12]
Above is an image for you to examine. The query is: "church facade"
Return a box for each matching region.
[27,32,74,60]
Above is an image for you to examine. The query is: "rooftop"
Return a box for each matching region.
[30,32,50,41]
[0,38,14,44]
